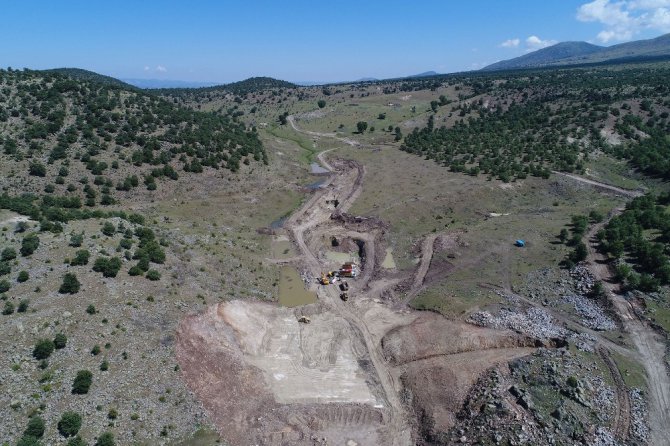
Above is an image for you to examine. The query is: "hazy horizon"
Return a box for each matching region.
[2,0,670,84]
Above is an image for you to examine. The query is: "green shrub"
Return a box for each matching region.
[128,265,143,276]
[24,416,45,438]
[67,436,87,446]
[59,273,81,294]
[107,408,117,420]
[20,233,40,256]
[54,333,67,349]
[1,247,16,261]
[93,257,122,278]
[29,161,46,177]
[17,435,42,446]
[94,432,115,446]
[0,261,10,276]
[70,250,90,266]
[86,304,96,315]
[17,299,29,312]
[33,339,55,360]
[100,360,109,371]
[101,222,116,237]
[17,270,29,282]
[72,370,93,394]
[69,233,84,247]
[57,411,82,437]
[146,270,161,281]
[2,300,15,315]
[91,345,101,356]
[0,279,10,293]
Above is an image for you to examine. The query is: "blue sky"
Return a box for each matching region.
[1,0,669,83]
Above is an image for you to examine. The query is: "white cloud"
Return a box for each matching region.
[143,66,150,71]
[526,35,558,49]
[156,65,167,72]
[500,38,521,48]
[577,0,670,42]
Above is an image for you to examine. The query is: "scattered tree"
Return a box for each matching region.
[33,339,55,360]
[57,411,82,437]
[72,370,93,394]
[59,273,81,294]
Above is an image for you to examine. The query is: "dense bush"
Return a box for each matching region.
[67,436,86,446]
[57,411,82,437]
[70,250,90,266]
[69,232,84,247]
[92,257,122,277]
[94,432,115,446]
[101,222,116,236]
[54,332,67,349]
[1,247,16,260]
[23,416,45,438]
[20,233,40,256]
[59,273,81,294]
[2,300,14,315]
[33,339,55,360]
[17,299,29,312]
[72,370,93,394]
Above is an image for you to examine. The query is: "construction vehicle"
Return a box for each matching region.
[339,281,349,291]
[319,274,330,285]
[298,315,311,324]
[339,262,359,278]
[340,292,349,302]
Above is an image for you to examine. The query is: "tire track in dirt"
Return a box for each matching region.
[585,210,670,445]
[598,345,631,441]
[552,171,643,198]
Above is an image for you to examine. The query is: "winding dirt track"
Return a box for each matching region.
[285,117,413,444]
[552,171,643,198]
[585,208,670,445]
[598,346,632,441]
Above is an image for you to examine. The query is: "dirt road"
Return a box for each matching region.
[585,213,670,445]
[552,171,643,197]
[284,120,413,444]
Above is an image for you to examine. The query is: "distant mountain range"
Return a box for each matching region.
[483,33,670,71]
[406,71,439,78]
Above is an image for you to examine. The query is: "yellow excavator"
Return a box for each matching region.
[319,274,330,285]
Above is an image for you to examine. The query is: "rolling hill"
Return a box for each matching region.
[484,32,670,71]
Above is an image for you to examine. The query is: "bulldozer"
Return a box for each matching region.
[339,281,349,291]
[340,292,349,302]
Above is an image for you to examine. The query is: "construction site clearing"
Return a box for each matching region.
[174,153,554,446]
[173,122,664,445]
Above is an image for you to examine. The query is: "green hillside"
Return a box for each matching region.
[43,68,135,88]
[0,68,266,213]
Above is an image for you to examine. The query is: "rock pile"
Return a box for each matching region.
[629,388,650,443]
[561,293,617,331]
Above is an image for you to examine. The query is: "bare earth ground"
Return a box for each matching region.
[175,118,546,445]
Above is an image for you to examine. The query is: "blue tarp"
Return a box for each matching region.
[515,240,525,247]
